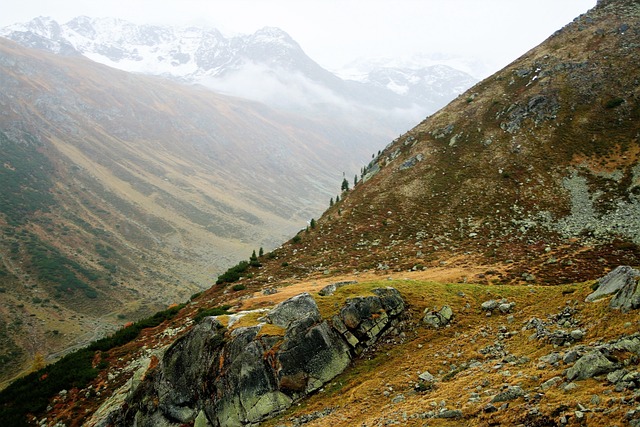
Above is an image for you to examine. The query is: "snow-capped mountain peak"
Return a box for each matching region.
[1,16,478,127]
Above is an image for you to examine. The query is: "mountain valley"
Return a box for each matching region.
[1,0,640,426]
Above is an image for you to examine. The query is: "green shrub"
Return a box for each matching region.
[216,261,250,285]
[193,305,232,323]
[232,284,246,292]
[604,97,624,108]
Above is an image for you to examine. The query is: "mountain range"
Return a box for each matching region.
[0,16,477,124]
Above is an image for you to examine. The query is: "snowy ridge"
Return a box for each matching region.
[1,16,478,126]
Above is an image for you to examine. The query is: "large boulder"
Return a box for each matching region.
[565,350,619,381]
[107,288,405,426]
[332,287,405,354]
[586,266,640,308]
[609,275,640,312]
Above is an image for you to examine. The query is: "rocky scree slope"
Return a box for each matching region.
[243,0,640,288]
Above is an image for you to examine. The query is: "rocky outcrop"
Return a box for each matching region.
[331,287,405,355]
[100,289,405,426]
[586,266,640,312]
[422,305,454,328]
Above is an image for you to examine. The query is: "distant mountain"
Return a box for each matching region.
[1,16,477,126]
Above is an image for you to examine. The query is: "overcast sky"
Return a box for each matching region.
[3,0,597,78]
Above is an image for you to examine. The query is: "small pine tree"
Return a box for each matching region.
[336,195,340,203]
[259,247,264,257]
[250,250,261,267]
[341,177,349,192]
[354,174,358,187]
[329,197,334,207]
[310,218,316,229]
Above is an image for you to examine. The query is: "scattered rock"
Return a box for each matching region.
[541,376,563,390]
[491,386,525,402]
[482,299,515,314]
[483,404,498,413]
[435,409,463,419]
[423,305,454,328]
[481,300,499,311]
[566,350,619,381]
[570,329,585,341]
[391,394,406,404]
[418,371,435,383]
[399,154,424,170]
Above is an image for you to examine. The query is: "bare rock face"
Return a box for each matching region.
[104,289,405,426]
[586,266,640,312]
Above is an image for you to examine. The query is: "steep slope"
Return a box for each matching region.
[254,0,640,287]
[0,37,390,386]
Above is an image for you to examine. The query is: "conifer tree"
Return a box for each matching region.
[341,177,349,192]
[250,250,261,267]
[329,197,334,207]
[259,247,264,257]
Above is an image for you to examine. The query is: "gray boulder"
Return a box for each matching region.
[565,350,619,381]
[609,274,640,312]
[265,293,321,327]
[481,300,499,311]
[491,386,524,402]
[423,305,454,328]
[586,266,640,303]
[109,289,405,427]
[332,287,405,353]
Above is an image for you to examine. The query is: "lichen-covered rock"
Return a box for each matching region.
[265,293,321,327]
[332,287,405,353]
[491,385,524,402]
[423,305,454,328]
[104,288,405,427]
[610,274,640,312]
[565,350,619,381]
[586,266,640,303]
